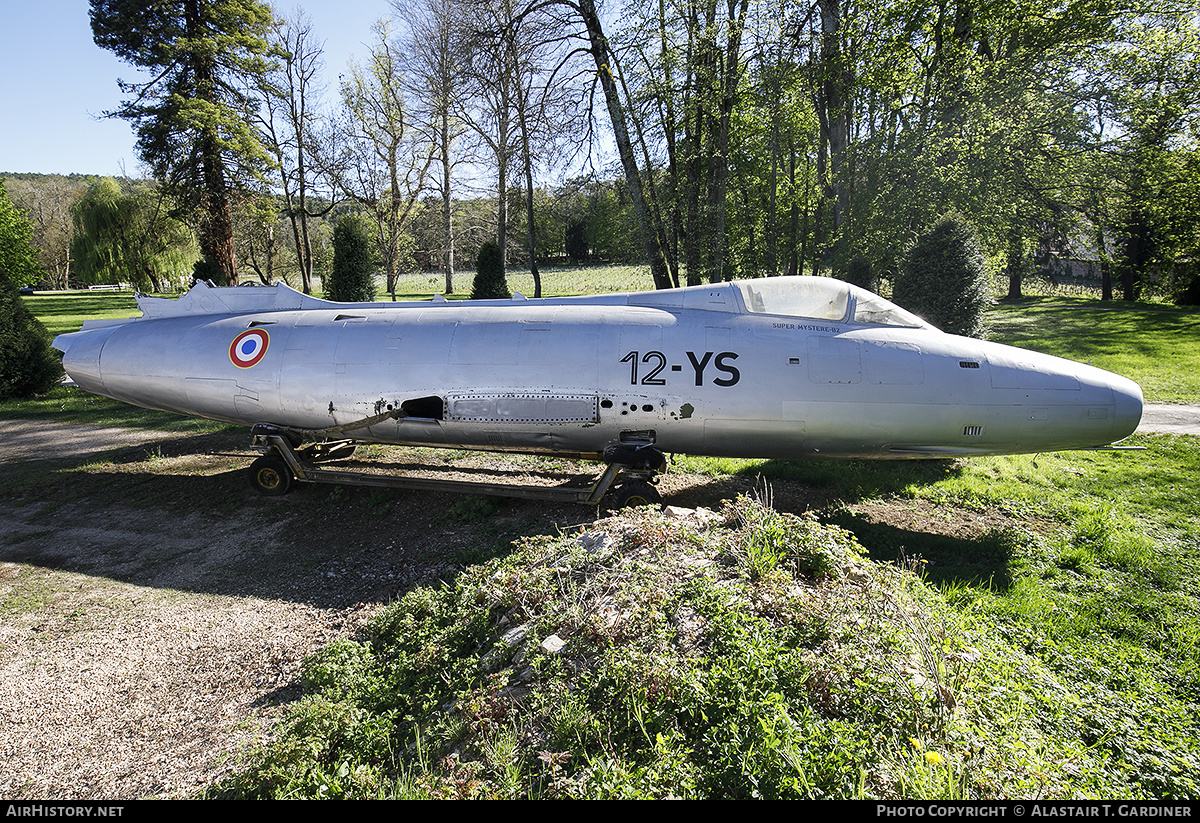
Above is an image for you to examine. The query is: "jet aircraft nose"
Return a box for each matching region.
[52,324,123,397]
[1110,373,1144,441]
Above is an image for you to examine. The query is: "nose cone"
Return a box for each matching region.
[52,323,122,397]
[1111,373,1144,442]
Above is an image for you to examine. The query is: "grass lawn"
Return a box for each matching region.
[988,296,1200,405]
[21,289,142,339]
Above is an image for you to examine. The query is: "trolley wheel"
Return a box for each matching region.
[609,480,662,509]
[249,455,292,496]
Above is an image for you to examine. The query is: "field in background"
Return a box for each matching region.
[990,298,1200,405]
[388,263,656,299]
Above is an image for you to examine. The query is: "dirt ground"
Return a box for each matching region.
[0,408,1191,799]
[0,419,781,799]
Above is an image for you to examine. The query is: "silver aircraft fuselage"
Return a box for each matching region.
[52,276,1143,460]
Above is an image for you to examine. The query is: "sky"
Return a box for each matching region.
[0,0,398,178]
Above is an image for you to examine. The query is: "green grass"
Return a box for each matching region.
[988,296,1200,404]
[21,289,142,339]
[0,382,234,432]
[198,434,1200,799]
[384,263,657,300]
[205,466,1200,798]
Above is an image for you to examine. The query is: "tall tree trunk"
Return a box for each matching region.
[1095,213,1112,301]
[817,0,849,272]
[441,109,454,294]
[577,0,672,289]
[189,0,237,286]
[789,136,802,278]
[766,88,780,278]
[517,89,541,297]
[1005,228,1023,299]
[703,0,750,283]
[1121,211,1149,301]
[497,96,509,265]
[201,152,238,286]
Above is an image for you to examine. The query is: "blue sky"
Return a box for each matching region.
[0,0,396,177]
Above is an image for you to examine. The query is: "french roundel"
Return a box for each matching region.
[229,329,270,368]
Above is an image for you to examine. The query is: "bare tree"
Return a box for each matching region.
[394,0,471,294]
[256,10,339,294]
[445,0,591,296]
[340,20,435,300]
[5,175,85,289]
[509,1,592,296]
[457,0,521,274]
[562,0,675,288]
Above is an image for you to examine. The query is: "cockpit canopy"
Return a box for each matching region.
[735,277,935,329]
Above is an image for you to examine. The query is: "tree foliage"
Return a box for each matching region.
[69,0,1199,300]
[0,181,61,399]
[0,180,42,291]
[1096,15,1200,301]
[509,0,1193,296]
[90,0,277,286]
[3,174,87,289]
[843,255,877,293]
[327,214,377,303]
[70,178,197,291]
[894,215,991,338]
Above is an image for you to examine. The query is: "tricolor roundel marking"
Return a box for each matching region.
[229,329,270,369]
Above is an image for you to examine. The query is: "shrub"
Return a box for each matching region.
[471,240,510,300]
[0,285,62,399]
[1173,261,1200,306]
[894,215,991,338]
[327,215,377,303]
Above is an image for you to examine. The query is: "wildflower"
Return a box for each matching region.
[909,737,924,751]
[925,751,946,767]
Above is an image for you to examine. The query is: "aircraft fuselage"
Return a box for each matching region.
[53,277,1143,461]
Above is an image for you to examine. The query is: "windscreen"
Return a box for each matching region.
[848,287,933,329]
[736,277,934,329]
[737,277,850,321]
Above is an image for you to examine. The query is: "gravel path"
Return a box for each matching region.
[1139,404,1200,435]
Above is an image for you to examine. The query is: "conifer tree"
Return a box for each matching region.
[327,215,377,303]
[894,215,991,339]
[471,241,510,300]
[90,0,277,286]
